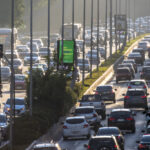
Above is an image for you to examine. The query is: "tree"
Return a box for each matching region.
[0,0,24,28]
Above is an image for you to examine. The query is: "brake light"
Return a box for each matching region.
[117,135,121,139]
[93,113,97,117]
[141,95,146,98]
[128,86,131,89]
[144,85,146,88]
[109,117,115,121]
[63,125,68,129]
[114,145,117,148]
[124,96,129,99]
[88,145,90,149]
[95,91,99,95]
[112,90,114,94]
[126,117,133,121]
[83,124,89,128]
[139,144,146,149]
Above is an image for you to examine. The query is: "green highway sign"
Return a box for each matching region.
[58,40,75,64]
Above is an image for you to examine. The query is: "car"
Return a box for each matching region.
[146,111,150,126]
[17,47,30,60]
[107,109,135,133]
[118,63,135,78]
[140,66,150,80]
[1,66,11,82]
[62,116,90,140]
[3,98,26,116]
[122,59,137,73]
[77,59,90,72]
[79,94,106,119]
[98,47,106,58]
[33,63,48,72]
[84,135,121,150]
[0,113,9,140]
[33,142,65,150]
[144,61,150,66]
[24,52,41,65]
[95,85,116,103]
[74,106,101,130]
[26,42,39,52]
[138,41,150,51]
[33,39,44,48]
[123,89,148,110]
[115,67,132,83]
[39,47,51,58]
[127,79,148,94]
[137,135,150,150]
[15,74,26,90]
[132,48,145,61]
[96,127,124,150]
[128,52,143,65]
[144,59,150,66]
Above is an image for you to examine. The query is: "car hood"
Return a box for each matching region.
[5,104,25,110]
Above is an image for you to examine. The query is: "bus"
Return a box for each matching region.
[0,28,18,50]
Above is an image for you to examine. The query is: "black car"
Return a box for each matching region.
[123,59,137,73]
[84,135,121,150]
[95,85,116,103]
[115,67,132,84]
[107,109,135,133]
[132,48,145,61]
[128,52,143,65]
[137,135,150,150]
[140,66,150,80]
[96,127,124,150]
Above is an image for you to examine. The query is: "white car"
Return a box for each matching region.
[62,116,90,140]
[26,42,39,52]
[3,98,26,116]
[33,39,44,48]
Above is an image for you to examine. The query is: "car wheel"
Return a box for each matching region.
[63,136,68,140]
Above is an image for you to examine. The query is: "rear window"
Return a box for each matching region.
[96,86,112,91]
[75,108,93,114]
[127,91,145,96]
[111,111,131,117]
[143,68,150,73]
[130,81,144,86]
[116,69,129,73]
[66,118,84,124]
[97,129,119,135]
[141,136,150,142]
[81,95,101,101]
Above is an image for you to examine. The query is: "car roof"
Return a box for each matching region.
[117,67,130,70]
[111,108,131,112]
[97,85,112,87]
[66,116,85,120]
[33,143,58,148]
[99,127,119,130]
[130,79,146,82]
[143,66,150,69]
[76,106,94,109]
[127,88,145,91]
[91,135,115,139]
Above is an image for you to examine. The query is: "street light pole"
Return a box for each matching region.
[105,0,108,60]
[29,0,33,116]
[97,0,100,71]
[61,0,64,66]
[109,0,112,57]
[10,0,15,149]
[82,0,86,85]
[133,0,135,39]
[47,0,50,69]
[115,0,118,53]
[90,0,93,78]
[128,0,130,42]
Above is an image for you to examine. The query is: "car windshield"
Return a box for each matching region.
[143,68,150,72]
[6,99,25,105]
[117,69,129,73]
[127,91,145,96]
[141,136,150,142]
[66,118,84,124]
[81,95,101,101]
[130,81,144,86]
[75,108,93,114]
[0,115,7,123]
[26,53,38,57]
[15,75,25,81]
[1,68,9,73]
[39,48,48,51]
[96,86,112,91]
[111,111,131,117]
[14,60,21,65]
[97,128,119,135]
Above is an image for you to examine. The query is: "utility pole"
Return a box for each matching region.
[109,0,112,57]
[10,0,15,149]
[97,0,100,71]
[118,0,121,50]
[82,0,86,85]
[29,0,33,116]
[61,0,64,66]
[90,0,93,78]
[105,0,108,60]
[128,0,130,42]
[47,0,50,69]
[125,0,128,45]
[133,0,135,39]
[115,0,118,53]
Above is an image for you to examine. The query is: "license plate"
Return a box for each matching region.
[17,86,22,89]
[117,119,124,122]
[72,131,79,134]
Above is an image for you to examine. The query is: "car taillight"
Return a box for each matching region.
[141,95,146,98]
[83,124,89,128]
[114,145,117,148]
[139,144,146,149]
[88,145,90,149]
[128,86,131,89]
[63,125,68,129]
[95,91,99,94]
[112,90,114,94]
[126,117,133,121]
[109,117,115,121]
[124,96,129,99]
[93,113,97,117]
[117,135,121,139]
[144,85,146,88]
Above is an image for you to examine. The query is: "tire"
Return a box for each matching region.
[63,136,68,140]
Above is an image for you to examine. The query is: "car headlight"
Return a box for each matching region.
[6,107,10,111]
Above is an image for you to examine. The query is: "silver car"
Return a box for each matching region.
[128,79,148,93]
[62,116,90,140]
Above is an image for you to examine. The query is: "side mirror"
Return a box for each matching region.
[141,129,145,133]
[122,94,125,96]
[61,121,64,125]
[147,93,149,96]
[106,114,109,117]
[136,140,140,144]
[71,112,74,115]
[115,89,117,91]
[84,144,88,148]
